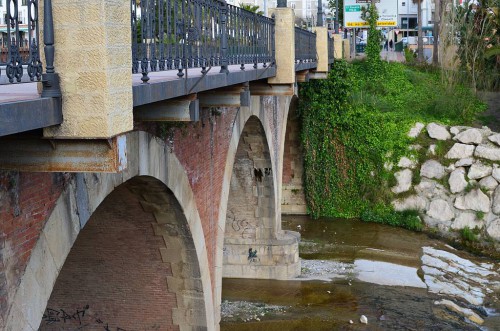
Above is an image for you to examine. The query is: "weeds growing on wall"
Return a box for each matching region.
[299,59,485,226]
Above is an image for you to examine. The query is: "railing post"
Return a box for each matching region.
[219,0,229,74]
[41,0,61,97]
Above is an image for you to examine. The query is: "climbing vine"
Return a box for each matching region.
[299,60,486,225]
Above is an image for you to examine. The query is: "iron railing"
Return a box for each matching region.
[131,0,275,83]
[294,27,316,64]
[0,0,42,84]
[328,34,334,64]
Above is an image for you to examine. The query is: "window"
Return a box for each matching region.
[402,2,405,6]
[22,0,28,6]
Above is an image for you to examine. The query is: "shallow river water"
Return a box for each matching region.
[221,216,500,330]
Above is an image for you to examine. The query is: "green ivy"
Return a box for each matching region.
[299,59,486,224]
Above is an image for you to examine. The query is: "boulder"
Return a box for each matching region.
[486,219,500,240]
[392,169,413,194]
[475,145,500,161]
[451,212,483,230]
[421,160,446,179]
[392,195,427,212]
[478,176,498,191]
[427,123,451,140]
[493,186,500,215]
[415,180,437,198]
[455,158,474,167]
[427,199,455,222]
[445,143,475,159]
[454,128,483,145]
[468,162,492,180]
[449,168,468,194]
[398,156,417,169]
[454,189,490,213]
[488,133,500,146]
[408,122,425,138]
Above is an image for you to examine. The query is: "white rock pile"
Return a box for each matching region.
[391,122,500,241]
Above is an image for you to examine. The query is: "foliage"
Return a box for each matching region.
[442,0,500,91]
[460,226,479,242]
[239,3,264,15]
[299,59,485,221]
[361,3,382,71]
[327,0,344,27]
[360,205,423,231]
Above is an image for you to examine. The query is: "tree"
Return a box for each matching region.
[239,3,264,15]
[433,0,442,65]
[361,2,382,71]
[413,0,424,62]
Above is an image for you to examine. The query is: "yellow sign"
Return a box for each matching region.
[346,20,397,27]
[377,21,396,26]
[346,22,367,27]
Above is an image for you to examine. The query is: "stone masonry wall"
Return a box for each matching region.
[391,122,500,242]
[0,172,66,328]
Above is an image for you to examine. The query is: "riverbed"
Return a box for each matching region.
[221,216,500,330]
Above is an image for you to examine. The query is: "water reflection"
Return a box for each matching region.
[221,216,500,330]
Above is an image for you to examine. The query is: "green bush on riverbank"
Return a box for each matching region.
[299,60,486,227]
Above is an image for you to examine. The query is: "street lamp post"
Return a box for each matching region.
[317,0,323,26]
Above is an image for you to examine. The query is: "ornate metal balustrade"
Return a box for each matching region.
[294,27,316,65]
[328,34,334,64]
[131,0,275,83]
[0,0,42,84]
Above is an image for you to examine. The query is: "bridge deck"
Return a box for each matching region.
[132,63,277,107]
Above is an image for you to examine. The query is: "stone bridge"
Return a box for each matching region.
[0,1,341,330]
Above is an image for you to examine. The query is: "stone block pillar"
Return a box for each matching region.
[313,27,329,73]
[43,0,133,139]
[268,8,295,85]
[343,39,352,59]
[334,35,343,59]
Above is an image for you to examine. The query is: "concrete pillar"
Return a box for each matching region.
[312,27,328,73]
[333,35,343,59]
[43,0,133,139]
[268,8,295,85]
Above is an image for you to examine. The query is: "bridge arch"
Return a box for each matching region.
[213,94,300,322]
[5,132,214,331]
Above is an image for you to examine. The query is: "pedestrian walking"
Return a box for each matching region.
[389,39,393,51]
[384,39,388,51]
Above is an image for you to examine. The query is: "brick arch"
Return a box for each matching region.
[4,132,214,331]
[39,176,206,331]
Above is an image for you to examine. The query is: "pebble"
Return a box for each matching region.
[349,320,353,324]
[360,315,368,324]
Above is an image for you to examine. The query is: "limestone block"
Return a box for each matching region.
[451,212,483,230]
[488,133,500,146]
[449,168,468,194]
[420,160,445,179]
[468,162,492,180]
[445,143,475,159]
[454,189,490,213]
[492,186,500,215]
[392,195,427,212]
[486,219,500,240]
[391,169,412,194]
[454,128,483,145]
[427,123,451,140]
[312,27,329,72]
[427,199,455,222]
[434,300,484,325]
[398,156,417,169]
[408,122,425,138]
[479,176,498,191]
[415,179,437,198]
[428,144,437,156]
[475,145,500,161]
[493,165,500,182]
[455,158,474,167]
